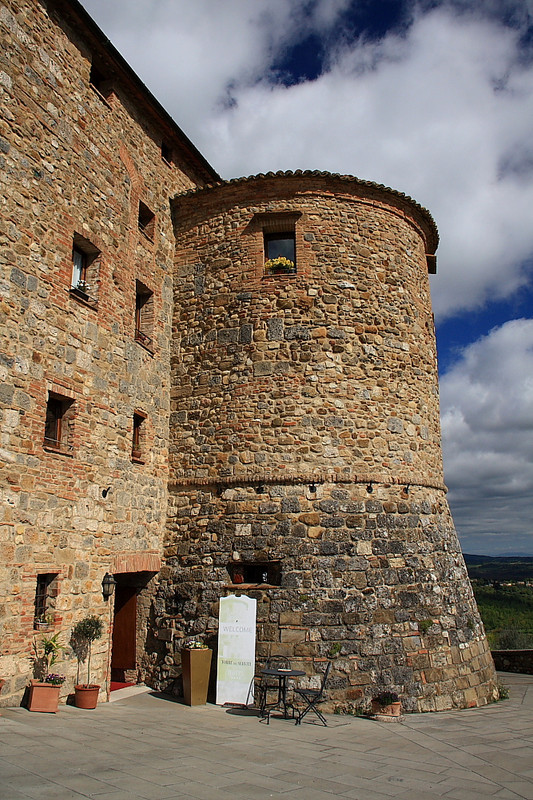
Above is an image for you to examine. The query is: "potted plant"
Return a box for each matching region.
[181,639,212,706]
[371,690,402,718]
[28,632,65,713]
[74,279,91,298]
[71,615,104,709]
[34,612,54,631]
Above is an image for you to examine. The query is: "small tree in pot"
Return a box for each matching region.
[71,615,104,709]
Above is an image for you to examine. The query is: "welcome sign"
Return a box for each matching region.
[216,594,257,706]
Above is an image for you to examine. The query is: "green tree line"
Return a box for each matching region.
[472,582,533,649]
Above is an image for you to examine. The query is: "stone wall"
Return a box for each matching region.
[169,174,441,485]
[492,650,533,675]
[0,0,213,705]
[155,481,496,712]
[153,173,498,711]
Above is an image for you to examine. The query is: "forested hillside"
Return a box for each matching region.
[464,555,533,649]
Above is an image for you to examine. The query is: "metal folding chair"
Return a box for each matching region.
[294,661,331,726]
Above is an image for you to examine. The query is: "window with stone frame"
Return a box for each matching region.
[138,200,155,241]
[131,411,147,461]
[44,391,74,454]
[70,233,100,303]
[135,280,154,349]
[34,573,59,629]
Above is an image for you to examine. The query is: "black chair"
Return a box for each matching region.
[257,655,291,720]
[294,661,331,726]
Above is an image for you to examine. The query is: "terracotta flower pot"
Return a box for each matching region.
[371,699,402,717]
[28,679,61,713]
[181,649,212,706]
[74,684,100,709]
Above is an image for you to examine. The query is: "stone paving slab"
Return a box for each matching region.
[0,672,532,800]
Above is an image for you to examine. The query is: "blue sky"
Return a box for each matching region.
[79,0,533,555]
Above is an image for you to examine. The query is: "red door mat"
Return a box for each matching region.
[110,681,136,691]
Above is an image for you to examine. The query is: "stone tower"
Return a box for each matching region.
[156,171,497,712]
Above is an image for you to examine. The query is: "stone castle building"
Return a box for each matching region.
[0,0,497,712]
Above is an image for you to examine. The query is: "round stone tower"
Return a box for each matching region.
[158,171,497,712]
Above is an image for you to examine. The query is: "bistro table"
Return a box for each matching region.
[259,667,305,723]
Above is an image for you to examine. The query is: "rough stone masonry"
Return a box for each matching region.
[0,0,496,712]
[152,173,497,712]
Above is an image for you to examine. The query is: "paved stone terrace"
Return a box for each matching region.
[0,672,531,800]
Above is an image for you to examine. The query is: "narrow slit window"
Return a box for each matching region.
[72,247,86,287]
[70,234,100,302]
[89,63,113,99]
[135,281,154,349]
[44,392,74,453]
[138,201,155,240]
[161,140,173,164]
[34,573,58,628]
[132,412,146,461]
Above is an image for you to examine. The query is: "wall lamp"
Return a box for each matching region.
[102,572,117,600]
[403,484,410,496]
[256,484,265,494]
[102,486,112,498]
[366,482,373,494]
[309,483,317,493]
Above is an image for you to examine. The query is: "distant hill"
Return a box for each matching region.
[464,553,533,582]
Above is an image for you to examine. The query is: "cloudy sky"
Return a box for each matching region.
[79,0,533,555]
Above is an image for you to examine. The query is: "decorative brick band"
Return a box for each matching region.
[112,552,161,574]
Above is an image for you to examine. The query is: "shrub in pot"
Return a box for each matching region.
[371,690,402,717]
[71,615,104,709]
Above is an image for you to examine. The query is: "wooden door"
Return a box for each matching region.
[111,585,137,670]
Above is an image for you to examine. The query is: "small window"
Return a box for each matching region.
[138,200,155,241]
[44,392,74,453]
[89,63,113,100]
[264,232,296,275]
[135,281,154,349]
[161,140,173,165]
[71,234,100,302]
[132,411,147,461]
[228,561,281,586]
[34,573,58,629]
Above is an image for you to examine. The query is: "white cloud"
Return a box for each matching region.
[81,0,533,322]
[79,0,533,553]
[441,319,533,554]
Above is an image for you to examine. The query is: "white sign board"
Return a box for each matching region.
[216,594,257,706]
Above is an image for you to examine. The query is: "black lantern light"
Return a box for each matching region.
[102,572,117,600]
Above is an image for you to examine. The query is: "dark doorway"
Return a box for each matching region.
[111,584,137,686]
